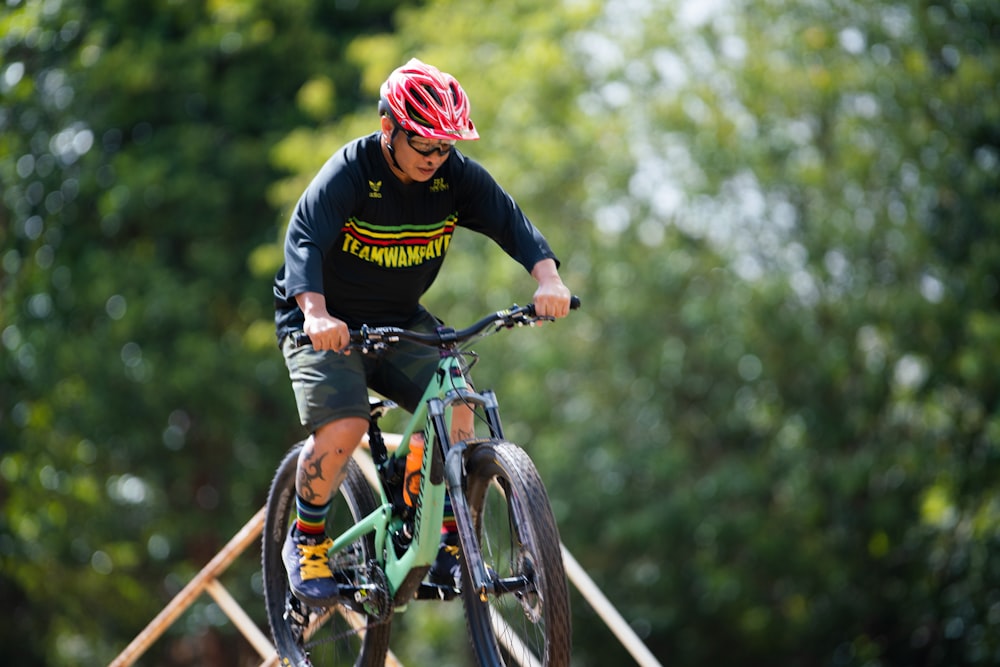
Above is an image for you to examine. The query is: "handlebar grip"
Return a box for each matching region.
[523,295,581,318]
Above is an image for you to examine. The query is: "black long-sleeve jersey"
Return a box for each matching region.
[273,132,559,343]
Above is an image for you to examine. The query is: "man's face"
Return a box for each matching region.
[381,116,454,183]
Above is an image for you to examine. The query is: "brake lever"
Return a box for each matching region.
[502,309,536,329]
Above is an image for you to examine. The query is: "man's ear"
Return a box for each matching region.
[379,115,394,139]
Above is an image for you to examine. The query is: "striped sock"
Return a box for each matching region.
[441,492,457,535]
[295,497,330,536]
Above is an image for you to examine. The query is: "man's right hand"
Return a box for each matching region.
[295,291,351,352]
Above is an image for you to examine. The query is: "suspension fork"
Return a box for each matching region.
[432,388,504,440]
[428,390,505,600]
[480,389,505,440]
[445,442,495,600]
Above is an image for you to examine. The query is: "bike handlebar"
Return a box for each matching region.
[290,296,581,351]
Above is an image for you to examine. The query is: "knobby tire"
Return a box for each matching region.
[461,440,573,667]
[262,443,392,667]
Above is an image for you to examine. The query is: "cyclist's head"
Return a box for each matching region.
[378,58,479,141]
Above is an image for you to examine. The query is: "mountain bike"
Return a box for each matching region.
[262,298,580,667]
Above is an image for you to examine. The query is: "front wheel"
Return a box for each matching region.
[262,442,392,667]
[461,440,572,667]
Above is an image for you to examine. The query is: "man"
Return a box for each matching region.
[273,58,571,605]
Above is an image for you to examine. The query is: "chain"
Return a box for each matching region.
[288,562,393,652]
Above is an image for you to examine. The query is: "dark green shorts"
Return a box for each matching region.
[281,309,443,433]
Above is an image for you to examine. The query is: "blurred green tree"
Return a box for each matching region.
[551,0,1000,665]
[1,0,417,664]
[3,0,999,665]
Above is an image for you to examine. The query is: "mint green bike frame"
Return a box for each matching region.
[326,350,502,605]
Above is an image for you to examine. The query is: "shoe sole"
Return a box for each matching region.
[288,582,344,608]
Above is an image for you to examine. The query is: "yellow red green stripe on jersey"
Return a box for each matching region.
[342,215,457,247]
[340,215,457,268]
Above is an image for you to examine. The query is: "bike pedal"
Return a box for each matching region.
[415,581,461,601]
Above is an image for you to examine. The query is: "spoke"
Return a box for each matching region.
[301,606,388,650]
[489,606,542,667]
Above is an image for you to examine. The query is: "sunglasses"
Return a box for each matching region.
[404,131,456,157]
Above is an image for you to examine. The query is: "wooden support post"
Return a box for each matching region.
[109,507,268,667]
[204,578,275,659]
[561,545,663,667]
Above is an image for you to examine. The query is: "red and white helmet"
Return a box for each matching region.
[379,58,479,141]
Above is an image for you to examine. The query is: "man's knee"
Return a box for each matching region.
[314,416,369,458]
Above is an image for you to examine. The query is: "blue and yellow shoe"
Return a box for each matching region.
[282,527,341,606]
[429,532,462,590]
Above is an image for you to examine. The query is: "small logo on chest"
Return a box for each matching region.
[369,180,383,199]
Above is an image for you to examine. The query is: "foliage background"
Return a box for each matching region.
[2,0,999,665]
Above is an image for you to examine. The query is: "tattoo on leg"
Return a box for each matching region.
[298,450,328,503]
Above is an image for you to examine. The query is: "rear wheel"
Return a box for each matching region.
[262,443,392,667]
[461,440,572,666]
